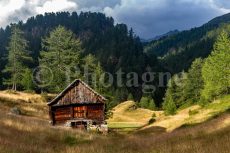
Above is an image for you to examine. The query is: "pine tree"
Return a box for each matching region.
[148,99,156,110]
[127,93,134,101]
[163,81,177,115]
[83,54,97,86]
[3,25,32,91]
[21,68,34,91]
[163,73,187,109]
[173,72,188,107]
[184,58,204,103]
[139,97,150,109]
[202,31,230,101]
[162,72,188,114]
[40,26,82,92]
[95,62,106,93]
[163,91,177,115]
[114,87,128,103]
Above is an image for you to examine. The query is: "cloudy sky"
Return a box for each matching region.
[0,0,230,38]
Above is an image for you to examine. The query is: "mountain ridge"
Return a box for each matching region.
[141,29,179,43]
[144,12,230,73]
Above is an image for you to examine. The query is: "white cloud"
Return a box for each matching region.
[0,0,25,26]
[36,0,77,14]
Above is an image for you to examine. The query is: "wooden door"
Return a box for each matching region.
[74,106,87,118]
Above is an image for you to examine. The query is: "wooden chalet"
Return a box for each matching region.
[47,79,107,128]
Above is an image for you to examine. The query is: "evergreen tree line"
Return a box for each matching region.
[0,12,163,110]
[163,31,230,115]
[3,12,228,111]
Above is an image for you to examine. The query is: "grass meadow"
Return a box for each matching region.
[0,91,230,153]
[0,109,229,153]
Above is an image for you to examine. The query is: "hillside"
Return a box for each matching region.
[144,95,230,132]
[107,101,159,130]
[0,91,230,153]
[109,96,230,132]
[1,91,229,133]
[0,91,48,119]
[144,13,230,73]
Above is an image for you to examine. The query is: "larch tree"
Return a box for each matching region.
[202,31,230,101]
[94,62,105,93]
[40,26,82,92]
[184,58,204,103]
[83,54,106,93]
[162,77,177,115]
[3,25,32,91]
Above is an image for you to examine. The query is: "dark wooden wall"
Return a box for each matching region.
[51,104,105,124]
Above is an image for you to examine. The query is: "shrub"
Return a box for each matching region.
[148,118,156,124]
[148,113,157,124]
[139,97,149,109]
[148,99,156,110]
[139,97,156,110]
[163,95,177,115]
[189,109,199,116]
[127,93,134,101]
[198,97,209,107]
[63,135,79,146]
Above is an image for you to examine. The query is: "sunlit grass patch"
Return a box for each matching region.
[108,122,144,128]
[205,95,230,113]
[108,101,155,131]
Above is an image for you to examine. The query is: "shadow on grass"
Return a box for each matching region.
[63,135,92,146]
[176,110,230,131]
[134,126,166,135]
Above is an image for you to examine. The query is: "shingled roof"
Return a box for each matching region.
[47,79,107,106]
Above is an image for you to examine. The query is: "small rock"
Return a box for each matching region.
[10,107,21,115]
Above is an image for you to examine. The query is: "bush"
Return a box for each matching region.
[148,99,156,110]
[163,95,177,115]
[139,97,149,109]
[105,110,113,119]
[63,136,78,146]
[139,97,156,110]
[127,93,134,101]
[198,97,209,107]
[148,118,156,124]
[148,113,157,124]
[189,109,199,116]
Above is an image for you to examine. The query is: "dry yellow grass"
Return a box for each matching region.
[0,90,49,119]
[107,98,230,132]
[0,107,229,153]
[142,95,230,132]
[144,105,202,131]
[107,101,157,129]
[0,91,230,153]
[0,90,46,103]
